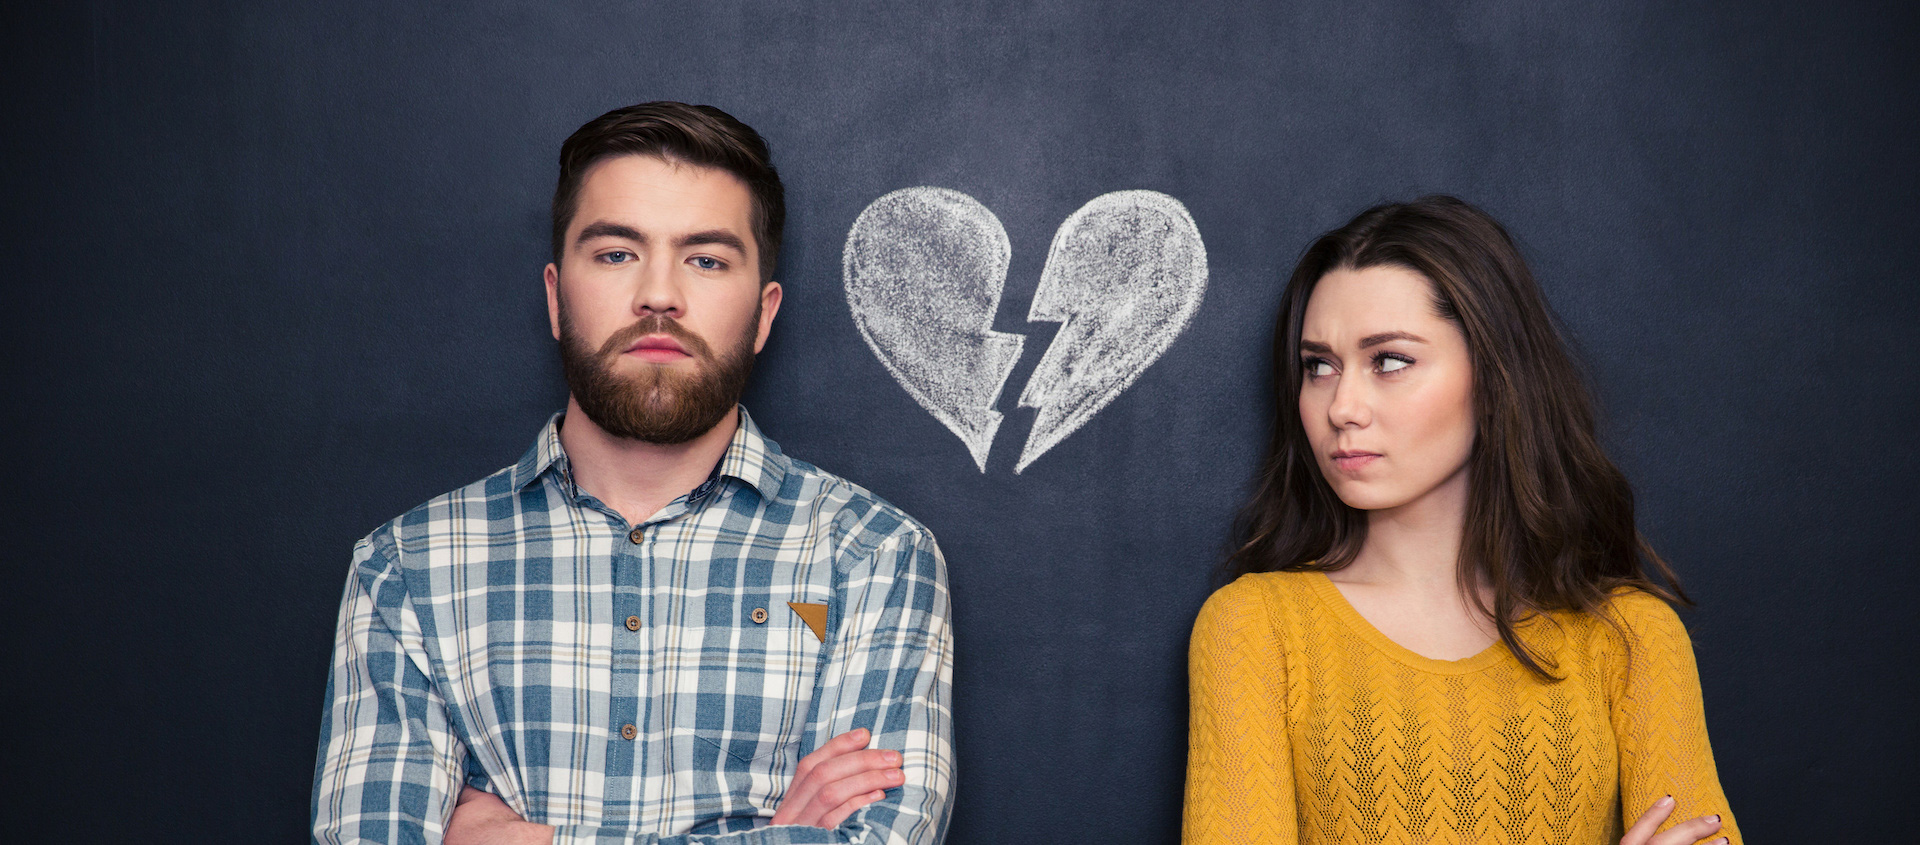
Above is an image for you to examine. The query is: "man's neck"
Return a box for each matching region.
[556,397,740,526]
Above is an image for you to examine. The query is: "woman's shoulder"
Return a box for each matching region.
[1196,570,1321,630]
[1599,587,1689,635]
[1569,586,1694,662]
[1191,571,1323,671]
[1211,569,1325,602]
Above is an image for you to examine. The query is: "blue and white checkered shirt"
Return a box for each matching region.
[312,409,954,844]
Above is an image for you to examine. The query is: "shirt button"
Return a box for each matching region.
[750,607,768,624]
[627,527,644,544]
[625,615,641,631]
[620,724,637,740]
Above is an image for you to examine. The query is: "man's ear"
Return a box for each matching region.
[544,262,562,341]
[754,281,783,354]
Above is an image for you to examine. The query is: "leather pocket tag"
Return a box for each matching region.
[787,602,828,643]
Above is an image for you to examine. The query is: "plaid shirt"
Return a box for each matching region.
[312,410,954,844]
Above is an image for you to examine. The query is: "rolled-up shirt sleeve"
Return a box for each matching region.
[312,540,469,844]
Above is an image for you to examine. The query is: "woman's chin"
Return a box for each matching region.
[1332,489,1405,512]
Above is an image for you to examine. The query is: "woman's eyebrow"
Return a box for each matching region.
[1299,339,1333,354]
[1359,331,1427,348]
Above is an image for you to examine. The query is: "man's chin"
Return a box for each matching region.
[574,386,736,445]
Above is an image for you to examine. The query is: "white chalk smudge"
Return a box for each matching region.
[844,187,1026,472]
[1015,190,1208,473]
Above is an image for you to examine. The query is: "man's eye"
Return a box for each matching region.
[1377,354,1412,373]
[1303,359,1335,377]
[601,251,634,264]
[692,256,722,270]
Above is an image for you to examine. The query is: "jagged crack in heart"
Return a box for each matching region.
[843,187,1206,473]
[1016,190,1208,472]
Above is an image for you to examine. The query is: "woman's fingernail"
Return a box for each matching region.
[1707,815,1720,824]
[1659,795,1674,807]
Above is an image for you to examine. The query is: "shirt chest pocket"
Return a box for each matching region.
[669,589,829,768]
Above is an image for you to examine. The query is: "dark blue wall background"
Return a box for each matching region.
[5,2,1916,841]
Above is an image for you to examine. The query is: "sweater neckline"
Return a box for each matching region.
[1304,571,1510,675]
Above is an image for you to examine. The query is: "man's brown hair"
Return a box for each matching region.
[551,102,785,282]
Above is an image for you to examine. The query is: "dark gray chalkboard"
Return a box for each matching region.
[5,1,1916,841]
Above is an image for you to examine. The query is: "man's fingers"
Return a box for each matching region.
[1621,795,1675,845]
[811,765,905,814]
[778,729,871,825]
[1647,814,1723,845]
[818,790,888,830]
[772,735,904,830]
[784,747,899,822]
[793,728,870,783]
[807,747,901,787]
[779,734,892,826]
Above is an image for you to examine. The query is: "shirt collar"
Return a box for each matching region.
[712,407,790,502]
[510,406,789,503]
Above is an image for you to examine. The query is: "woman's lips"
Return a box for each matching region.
[1330,451,1381,472]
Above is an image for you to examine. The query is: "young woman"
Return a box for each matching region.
[1185,197,1739,844]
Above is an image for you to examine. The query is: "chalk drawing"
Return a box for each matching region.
[1015,191,1207,472]
[844,187,1206,473]
[843,187,1026,472]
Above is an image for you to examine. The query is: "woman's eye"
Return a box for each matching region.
[692,256,722,270]
[1303,359,1335,377]
[1377,354,1412,373]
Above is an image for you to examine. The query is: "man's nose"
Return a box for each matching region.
[631,262,686,318]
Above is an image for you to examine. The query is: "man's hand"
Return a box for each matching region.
[771,728,904,829]
[446,786,555,845]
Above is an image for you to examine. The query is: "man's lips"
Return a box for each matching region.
[1330,450,1382,472]
[624,335,691,362]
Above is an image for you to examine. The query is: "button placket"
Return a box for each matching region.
[608,521,651,778]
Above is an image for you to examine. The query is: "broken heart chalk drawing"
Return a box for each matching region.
[1016,191,1209,472]
[843,187,1208,473]
[843,188,1026,472]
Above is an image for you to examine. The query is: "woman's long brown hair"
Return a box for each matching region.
[1227,195,1687,679]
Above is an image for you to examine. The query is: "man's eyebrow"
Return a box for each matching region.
[675,229,748,255]
[574,221,644,245]
[1360,331,1428,348]
[1299,339,1332,354]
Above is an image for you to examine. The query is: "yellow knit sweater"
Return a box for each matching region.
[1185,571,1739,844]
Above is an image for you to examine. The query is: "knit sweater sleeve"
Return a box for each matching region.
[1185,576,1297,844]
[1606,591,1742,844]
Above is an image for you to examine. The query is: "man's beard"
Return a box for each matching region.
[557,303,759,445]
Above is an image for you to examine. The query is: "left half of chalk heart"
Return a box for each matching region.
[844,187,1027,472]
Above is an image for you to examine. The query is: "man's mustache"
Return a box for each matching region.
[595,315,713,360]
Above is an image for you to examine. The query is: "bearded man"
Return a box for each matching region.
[312,102,954,845]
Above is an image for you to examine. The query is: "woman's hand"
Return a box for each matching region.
[1621,795,1725,845]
